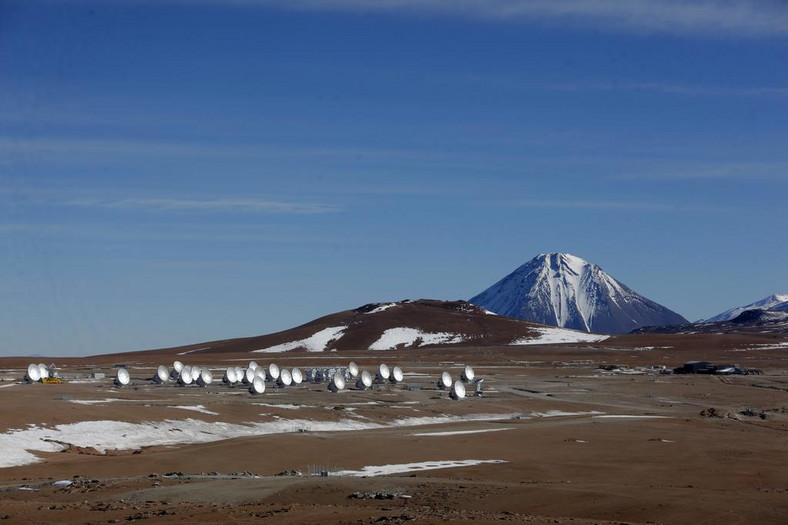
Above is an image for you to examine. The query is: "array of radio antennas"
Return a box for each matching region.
[438,365,479,400]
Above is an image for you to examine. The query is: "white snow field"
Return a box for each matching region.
[253,326,346,353]
[369,327,467,350]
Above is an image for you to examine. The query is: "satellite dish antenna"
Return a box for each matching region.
[461,366,475,382]
[190,366,202,382]
[376,364,390,382]
[249,376,265,394]
[173,361,184,373]
[291,368,303,385]
[37,363,49,379]
[179,366,193,386]
[115,368,130,386]
[223,367,237,384]
[438,371,452,390]
[266,363,280,381]
[390,366,404,384]
[153,365,169,383]
[356,369,373,390]
[26,363,41,382]
[328,371,345,392]
[234,366,244,380]
[197,369,213,387]
[348,362,359,378]
[243,367,256,384]
[248,360,258,371]
[254,367,266,380]
[450,380,466,400]
[278,368,292,387]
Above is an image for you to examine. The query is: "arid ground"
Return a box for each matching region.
[1,333,787,524]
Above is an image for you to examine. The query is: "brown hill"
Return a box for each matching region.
[101,299,565,358]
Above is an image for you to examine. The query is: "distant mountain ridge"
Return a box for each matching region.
[469,253,688,334]
[701,294,788,323]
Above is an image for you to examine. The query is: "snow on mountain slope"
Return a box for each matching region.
[702,294,788,323]
[469,253,688,334]
[253,326,346,353]
[511,327,610,345]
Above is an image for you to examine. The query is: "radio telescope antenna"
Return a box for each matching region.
[356,369,373,390]
[249,376,265,394]
[115,367,130,386]
[438,371,452,390]
[197,369,213,387]
[376,364,390,383]
[328,371,345,392]
[291,368,303,385]
[348,362,359,378]
[178,366,194,386]
[266,363,280,382]
[223,367,238,384]
[450,379,466,400]
[461,366,475,382]
[278,368,292,387]
[25,363,41,383]
[153,365,169,383]
[390,366,404,384]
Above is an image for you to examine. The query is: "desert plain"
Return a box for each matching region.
[1,332,787,524]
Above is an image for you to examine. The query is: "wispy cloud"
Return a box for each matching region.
[67,197,338,214]
[545,81,788,98]
[105,0,788,38]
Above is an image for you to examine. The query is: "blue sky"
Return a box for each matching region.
[1,0,786,356]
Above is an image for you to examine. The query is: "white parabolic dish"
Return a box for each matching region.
[179,366,193,385]
[248,360,258,371]
[26,363,41,382]
[377,363,390,380]
[155,365,169,383]
[190,366,201,382]
[450,380,466,400]
[357,369,373,389]
[37,363,49,379]
[278,368,292,387]
[329,372,345,392]
[291,368,303,384]
[173,361,184,373]
[250,376,265,394]
[244,367,256,384]
[223,367,237,384]
[348,362,359,378]
[390,366,404,383]
[116,368,130,386]
[197,369,213,386]
[439,371,452,389]
[267,363,280,381]
[462,365,475,382]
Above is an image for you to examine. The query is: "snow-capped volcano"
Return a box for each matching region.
[469,253,688,334]
[701,294,788,323]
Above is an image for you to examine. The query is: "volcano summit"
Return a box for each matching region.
[469,253,688,334]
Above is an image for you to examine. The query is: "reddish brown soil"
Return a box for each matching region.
[1,335,787,524]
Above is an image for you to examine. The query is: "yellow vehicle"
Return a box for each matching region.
[41,377,62,384]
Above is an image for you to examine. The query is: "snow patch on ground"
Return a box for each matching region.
[176,347,211,356]
[412,428,513,437]
[336,459,507,477]
[252,403,315,410]
[168,405,219,416]
[0,413,518,469]
[531,410,604,418]
[369,327,467,350]
[511,327,610,345]
[69,398,128,405]
[253,326,346,353]
[592,415,671,419]
[365,303,397,314]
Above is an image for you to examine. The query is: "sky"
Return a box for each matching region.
[1,0,786,356]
